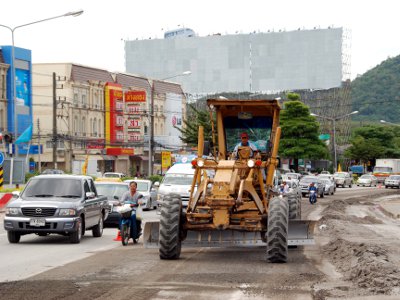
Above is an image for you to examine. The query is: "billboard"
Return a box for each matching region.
[125,90,145,143]
[1,46,32,136]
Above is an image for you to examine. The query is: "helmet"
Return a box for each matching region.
[310,182,314,186]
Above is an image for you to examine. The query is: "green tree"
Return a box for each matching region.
[344,125,400,161]
[175,104,214,146]
[279,100,329,171]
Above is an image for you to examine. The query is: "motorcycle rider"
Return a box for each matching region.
[120,181,142,241]
[308,182,317,204]
[279,181,290,194]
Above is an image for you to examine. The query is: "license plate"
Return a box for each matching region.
[30,218,46,227]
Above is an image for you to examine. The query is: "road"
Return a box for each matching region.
[0,187,399,300]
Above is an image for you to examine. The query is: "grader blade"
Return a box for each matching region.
[143,220,316,248]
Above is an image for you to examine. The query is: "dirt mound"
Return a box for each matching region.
[322,239,400,294]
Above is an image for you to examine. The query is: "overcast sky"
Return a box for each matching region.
[1,0,399,80]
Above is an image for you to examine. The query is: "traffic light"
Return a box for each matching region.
[3,133,13,143]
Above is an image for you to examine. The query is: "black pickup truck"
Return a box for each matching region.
[4,175,109,244]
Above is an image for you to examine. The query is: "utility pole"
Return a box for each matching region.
[37,118,41,173]
[149,81,155,176]
[52,72,57,169]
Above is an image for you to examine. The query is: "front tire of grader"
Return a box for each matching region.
[159,194,183,260]
[266,196,289,263]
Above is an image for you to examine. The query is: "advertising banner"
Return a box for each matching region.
[105,83,123,145]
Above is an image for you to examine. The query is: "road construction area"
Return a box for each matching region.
[0,187,399,300]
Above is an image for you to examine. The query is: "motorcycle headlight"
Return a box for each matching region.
[6,207,19,215]
[59,208,76,216]
[247,160,255,168]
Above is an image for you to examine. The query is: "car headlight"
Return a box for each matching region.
[59,208,76,216]
[247,159,255,168]
[6,207,19,215]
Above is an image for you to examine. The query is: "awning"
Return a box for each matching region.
[74,155,116,161]
[131,155,149,161]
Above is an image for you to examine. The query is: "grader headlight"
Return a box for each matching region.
[247,159,255,168]
[197,159,205,167]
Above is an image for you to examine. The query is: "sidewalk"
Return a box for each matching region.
[379,198,400,219]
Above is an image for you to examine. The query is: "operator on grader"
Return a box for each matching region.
[232,132,258,159]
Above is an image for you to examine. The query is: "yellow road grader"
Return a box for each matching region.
[144,98,315,263]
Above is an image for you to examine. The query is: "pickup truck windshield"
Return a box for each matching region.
[23,178,83,199]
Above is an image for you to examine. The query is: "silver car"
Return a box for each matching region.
[357,174,378,187]
[320,178,335,195]
[384,175,400,189]
[333,172,352,188]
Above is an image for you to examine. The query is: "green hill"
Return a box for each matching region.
[352,55,400,122]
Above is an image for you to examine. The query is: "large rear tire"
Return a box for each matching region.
[159,194,183,260]
[287,193,301,219]
[267,197,289,263]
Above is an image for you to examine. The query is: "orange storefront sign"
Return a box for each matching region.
[125,90,146,102]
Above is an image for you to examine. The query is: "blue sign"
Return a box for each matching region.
[18,144,43,155]
[0,152,4,165]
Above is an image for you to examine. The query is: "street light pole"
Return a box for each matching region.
[148,71,191,176]
[0,10,83,158]
[380,120,400,127]
[311,110,358,172]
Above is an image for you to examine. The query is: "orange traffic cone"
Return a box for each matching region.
[113,230,122,241]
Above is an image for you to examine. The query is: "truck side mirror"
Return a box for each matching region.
[86,192,95,199]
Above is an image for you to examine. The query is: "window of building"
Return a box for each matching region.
[93,117,97,136]
[98,119,102,137]
[74,116,78,135]
[81,116,86,136]
[1,74,5,99]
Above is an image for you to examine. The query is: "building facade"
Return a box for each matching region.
[32,63,187,176]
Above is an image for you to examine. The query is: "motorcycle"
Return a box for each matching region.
[309,190,317,205]
[117,203,142,246]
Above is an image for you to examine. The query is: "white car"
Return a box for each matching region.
[357,174,378,187]
[103,172,126,179]
[384,175,400,189]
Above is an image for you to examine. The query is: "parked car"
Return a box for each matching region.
[299,176,325,198]
[384,175,400,189]
[4,175,108,243]
[320,178,335,195]
[95,181,129,227]
[283,172,302,184]
[333,172,352,188]
[357,174,378,187]
[124,179,159,210]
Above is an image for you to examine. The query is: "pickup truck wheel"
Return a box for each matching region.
[159,194,183,260]
[92,215,104,237]
[266,196,289,263]
[70,218,82,244]
[7,231,21,243]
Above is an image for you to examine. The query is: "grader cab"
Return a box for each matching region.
[144,98,315,263]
